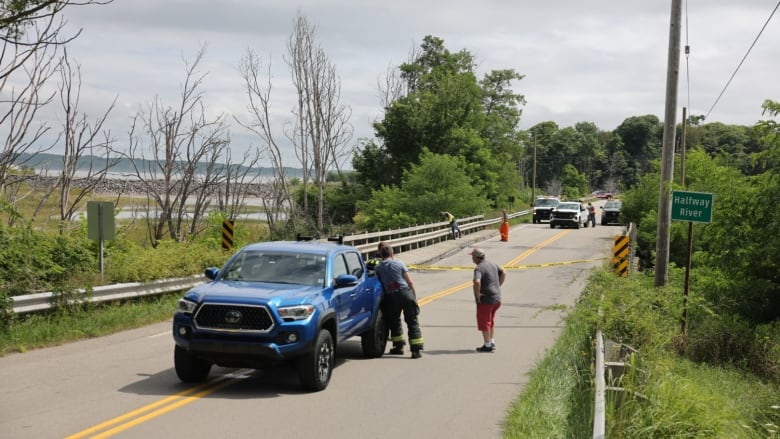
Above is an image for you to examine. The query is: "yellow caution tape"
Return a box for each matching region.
[409,257,608,271]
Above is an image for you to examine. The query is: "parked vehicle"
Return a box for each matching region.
[601,199,622,225]
[172,237,387,391]
[532,196,560,223]
[550,201,588,229]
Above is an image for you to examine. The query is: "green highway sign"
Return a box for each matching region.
[671,190,713,223]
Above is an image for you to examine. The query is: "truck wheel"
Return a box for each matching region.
[550,223,555,229]
[576,220,581,229]
[298,329,334,391]
[174,345,211,382]
[361,307,387,358]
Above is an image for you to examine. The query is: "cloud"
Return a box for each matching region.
[12,0,776,162]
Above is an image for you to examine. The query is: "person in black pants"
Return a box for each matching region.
[374,241,424,358]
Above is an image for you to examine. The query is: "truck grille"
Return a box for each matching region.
[194,303,274,332]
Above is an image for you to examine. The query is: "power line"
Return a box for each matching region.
[704,1,780,120]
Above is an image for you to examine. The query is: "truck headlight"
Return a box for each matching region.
[176,298,197,314]
[278,305,315,321]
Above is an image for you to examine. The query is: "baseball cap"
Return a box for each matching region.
[469,247,485,258]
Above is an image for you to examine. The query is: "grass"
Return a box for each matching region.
[502,268,780,438]
[0,294,180,355]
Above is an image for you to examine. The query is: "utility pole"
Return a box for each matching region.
[680,106,688,186]
[532,133,537,202]
[654,0,683,287]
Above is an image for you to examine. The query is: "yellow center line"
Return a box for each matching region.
[417,281,472,306]
[502,230,571,268]
[417,230,570,306]
[65,370,250,439]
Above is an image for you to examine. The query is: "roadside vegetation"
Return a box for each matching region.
[505,268,779,438]
[1,3,779,436]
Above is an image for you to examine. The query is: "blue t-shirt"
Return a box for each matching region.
[375,259,409,293]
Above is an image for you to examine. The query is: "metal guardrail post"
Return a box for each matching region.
[593,330,606,439]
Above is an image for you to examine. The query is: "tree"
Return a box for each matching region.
[214,147,262,222]
[119,45,231,247]
[237,49,297,238]
[285,12,353,234]
[54,47,117,231]
[1,1,109,40]
[695,100,780,322]
[524,121,559,192]
[573,121,606,190]
[613,115,662,187]
[0,33,59,215]
[0,0,111,223]
[560,164,587,199]
[359,35,525,207]
[239,12,352,238]
[354,150,487,230]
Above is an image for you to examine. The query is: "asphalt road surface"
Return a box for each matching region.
[0,217,621,439]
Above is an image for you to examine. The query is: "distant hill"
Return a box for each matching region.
[13,152,304,178]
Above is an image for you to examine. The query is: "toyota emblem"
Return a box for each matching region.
[225,310,242,324]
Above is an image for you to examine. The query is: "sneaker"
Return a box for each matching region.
[411,351,422,359]
[388,347,405,355]
[476,345,494,353]
[490,342,496,350]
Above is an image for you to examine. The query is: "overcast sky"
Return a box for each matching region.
[52,0,780,161]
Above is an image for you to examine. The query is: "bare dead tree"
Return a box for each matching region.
[54,47,117,232]
[285,12,353,234]
[117,45,230,247]
[236,49,297,238]
[1,0,111,225]
[376,44,420,110]
[217,146,262,221]
[0,26,60,222]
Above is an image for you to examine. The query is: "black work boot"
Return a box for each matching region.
[388,342,405,355]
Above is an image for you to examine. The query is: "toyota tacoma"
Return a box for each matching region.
[172,238,387,391]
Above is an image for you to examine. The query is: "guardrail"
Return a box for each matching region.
[346,210,529,256]
[9,210,530,315]
[11,275,206,314]
[593,223,638,438]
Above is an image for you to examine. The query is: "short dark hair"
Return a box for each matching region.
[378,241,393,258]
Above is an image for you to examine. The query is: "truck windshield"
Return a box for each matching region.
[534,198,558,207]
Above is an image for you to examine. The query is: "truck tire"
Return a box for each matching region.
[298,329,334,391]
[174,345,211,383]
[361,307,387,358]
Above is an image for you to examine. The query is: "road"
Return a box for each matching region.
[0,216,621,439]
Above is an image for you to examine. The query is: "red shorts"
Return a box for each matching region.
[476,302,501,331]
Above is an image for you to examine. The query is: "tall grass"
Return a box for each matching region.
[0,294,180,355]
[503,267,779,438]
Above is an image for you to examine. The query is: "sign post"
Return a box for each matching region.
[87,201,116,280]
[671,190,713,335]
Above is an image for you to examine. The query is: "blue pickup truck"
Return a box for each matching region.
[172,238,387,391]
